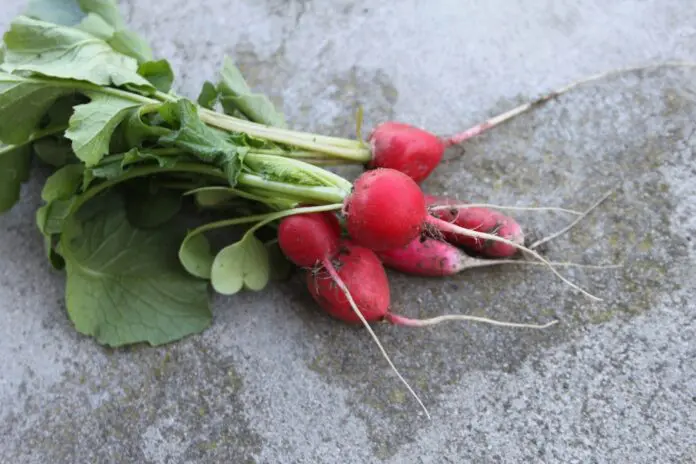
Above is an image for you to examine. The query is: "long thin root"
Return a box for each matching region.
[442,60,696,147]
[321,258,431,420]
[529,189,614,250]
[460,258,622,270]
[385,313,558,329]
[429,203,584,215]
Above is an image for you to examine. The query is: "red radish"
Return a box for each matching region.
[425,195,524,257]
[277,212,341,267]
[343,169,426,251]
[307,242,389,324]
[367,122,447,183]
[342,168,601,301]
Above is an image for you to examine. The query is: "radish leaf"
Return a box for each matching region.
[36,164,83,236]
[197,81,218,109]
[36,197,75,236]
[157,100,246,184]
[109,30,154,65]
[40,163,83,202]
[0,143,32,213]
[75,12,114,39]
[124,180,182,229]
[179,233,214,279]
[33,137,75,167]
[138,60,174,93]
[0,72,73,145]
[61,195,211,347]
[65,93,139,166]
[1,16,153,90]
[217,56,287,128]
[77,0,126,30]
[210,232,270,295]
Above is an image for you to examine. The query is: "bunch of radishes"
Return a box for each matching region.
[273,122,607,416]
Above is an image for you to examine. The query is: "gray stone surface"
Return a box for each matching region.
[2,0,696,462]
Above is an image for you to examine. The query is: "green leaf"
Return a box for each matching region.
[157,99,244,184]
[36,163,83,236]
[36,197,75,235]
[197,81,218,109]
[137,60,174,93]
[33,137,75,167]
[1,16,153,90]
[123,148,185,169]
[123,148,181,168]
[210,232,270,295]
[0,72,73,145]
[121,104,170,147]
[40,93,88,129]
[45,234,66,270]
[31,94,83,167]
[0,144,32,213]
[64,93,139,166]
[86,147,187,182]
[178,233,214,279]
[124,180,182,229]
[217,56,287,128]
[75,12,114,39]
[109,30,153,65]
[41,163,83,202]
[25,0,85,26]
[78,0,125,29]
[61,196,211,347]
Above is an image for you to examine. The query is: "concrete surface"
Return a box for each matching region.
[2,0,696,462]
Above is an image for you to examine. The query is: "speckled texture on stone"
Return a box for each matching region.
[2,1,696,463]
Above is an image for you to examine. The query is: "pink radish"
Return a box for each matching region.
[376,235,612,277]
[376,236,498,276]
[277,212,341,267]
[425,194,524,257]
[342,168,601,301]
